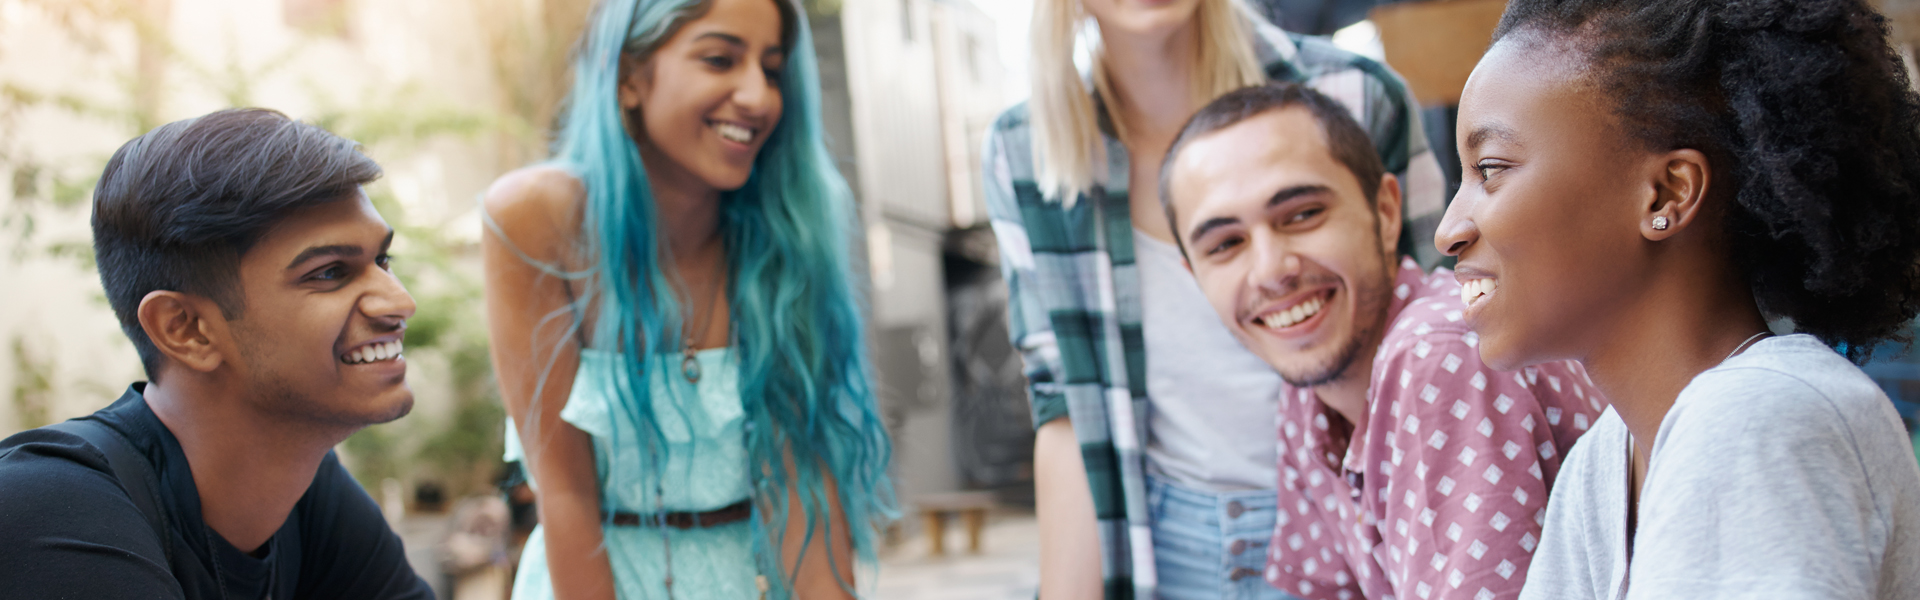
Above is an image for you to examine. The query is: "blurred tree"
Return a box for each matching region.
[10,336,55,431]
[472,0,593,166]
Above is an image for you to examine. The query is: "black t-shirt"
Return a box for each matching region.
[0,384,434,599]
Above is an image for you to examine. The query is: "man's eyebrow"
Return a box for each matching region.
[1184,185,1332,244]
[285,229,392,270]
[1466,123,1519,151]
[1187,216,1240,245]
[285,244,362,270]
[1266,184,1332,208]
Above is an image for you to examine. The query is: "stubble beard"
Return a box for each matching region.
[1277,254,1395,389]
[235,330,411,434]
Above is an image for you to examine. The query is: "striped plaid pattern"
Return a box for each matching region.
[981,23,1448,600]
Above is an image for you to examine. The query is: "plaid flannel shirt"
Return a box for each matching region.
[981,23,1448,600]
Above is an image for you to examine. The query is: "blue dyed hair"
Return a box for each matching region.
[539,0,894,591]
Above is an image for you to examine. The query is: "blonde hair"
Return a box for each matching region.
[1029,0,1267,202]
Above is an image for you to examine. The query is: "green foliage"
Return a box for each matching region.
[391,255,508,498]
[2,212,37,260]
[49,172,99,209]
[805,0,845,17]
[0,83,118,125]
[10,160,38,199]
[9,336,54,430]
[415,382,506,494]
[43,240,96,270]
[332,104,501,149]
[343,424,403,491]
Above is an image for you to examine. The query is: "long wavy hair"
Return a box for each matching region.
[537,0,895,591]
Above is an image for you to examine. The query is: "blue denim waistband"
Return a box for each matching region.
[1148,475,1301,600]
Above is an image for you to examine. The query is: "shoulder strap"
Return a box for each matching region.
[46,419,174,565]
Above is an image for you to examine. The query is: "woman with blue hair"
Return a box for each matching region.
[480,0,893,596]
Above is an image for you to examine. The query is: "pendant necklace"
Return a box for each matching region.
[681,272,723,383]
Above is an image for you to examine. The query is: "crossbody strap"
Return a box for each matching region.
[47,419,174,566]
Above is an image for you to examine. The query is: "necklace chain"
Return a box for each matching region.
[669,251,767,596]
[1725,330,1771,362]
[1628,329,1774,522]
[680,270,724,383]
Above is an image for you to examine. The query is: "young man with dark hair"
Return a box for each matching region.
[0,108,433,599]
[1159,84,1600,600]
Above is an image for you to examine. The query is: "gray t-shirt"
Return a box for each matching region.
[1134,230,1285,492]
[1521,334,1920,600]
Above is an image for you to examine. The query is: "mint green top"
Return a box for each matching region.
[505,348,760,599]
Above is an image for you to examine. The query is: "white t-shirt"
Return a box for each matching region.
[1521,334,1920,600]
[1134,230,1286,492]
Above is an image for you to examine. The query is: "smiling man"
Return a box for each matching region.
[0,108,432,599]
[1159,84,1599,600]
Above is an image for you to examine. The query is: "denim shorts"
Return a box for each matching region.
[1149,474,1303,600]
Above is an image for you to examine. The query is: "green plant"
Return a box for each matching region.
[341,420,403,488]
[9,335,54,430]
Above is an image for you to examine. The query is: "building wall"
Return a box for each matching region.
[839,0,961,499]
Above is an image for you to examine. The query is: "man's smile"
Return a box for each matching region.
[340,336,404,366]
[1256,287,1336,331]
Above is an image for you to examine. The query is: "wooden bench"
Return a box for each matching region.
[912,491,997,555]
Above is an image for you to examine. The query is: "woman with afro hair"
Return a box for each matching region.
[1434,0,1920,597]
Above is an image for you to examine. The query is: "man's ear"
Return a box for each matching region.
[1374,173,1404,258]
[1643,149,1711,242]
[136,291,228,374]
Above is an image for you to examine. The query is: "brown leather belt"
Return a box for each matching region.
[608,500,753,529]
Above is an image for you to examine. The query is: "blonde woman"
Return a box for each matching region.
[981,0,1445,597]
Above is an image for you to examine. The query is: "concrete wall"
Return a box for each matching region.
[837,0,1012,500]
[839,0,961,499]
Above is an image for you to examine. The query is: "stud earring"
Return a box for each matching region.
[1652,216,1670,231]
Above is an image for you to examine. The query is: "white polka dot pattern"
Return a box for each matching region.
[1264,261,1603,600]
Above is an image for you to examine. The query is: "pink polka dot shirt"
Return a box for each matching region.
[1264,258,1604,600]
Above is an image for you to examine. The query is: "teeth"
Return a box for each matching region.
[1461,278,1497,306]
[714,122,752,143]
[1261,295,1326,329]
[343,341,405,365]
